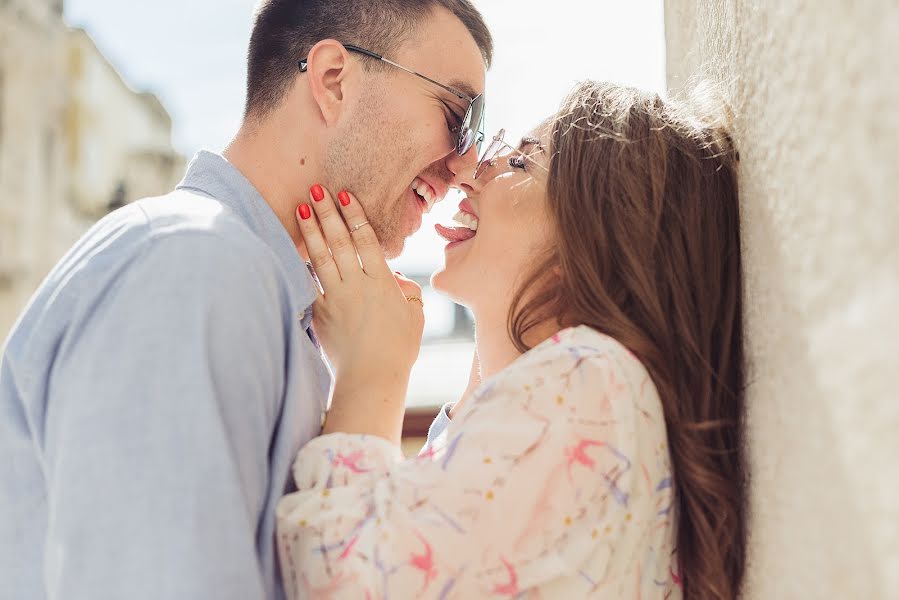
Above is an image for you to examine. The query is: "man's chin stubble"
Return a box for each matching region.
[381,239,405,260]
[368,221,403,260]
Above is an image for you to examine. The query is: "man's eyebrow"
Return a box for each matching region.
[448,79,479,100]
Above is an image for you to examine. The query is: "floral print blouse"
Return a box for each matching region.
[276,326,681,599]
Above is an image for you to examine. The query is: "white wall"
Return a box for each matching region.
[664,1,898,598]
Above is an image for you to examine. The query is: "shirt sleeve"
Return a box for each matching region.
[276,341,668,599]
[43,232,290,600]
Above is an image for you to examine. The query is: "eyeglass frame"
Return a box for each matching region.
[298,44,485,156]
[474,129,550,179]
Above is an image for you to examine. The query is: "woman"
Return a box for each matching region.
[278,81,746,599]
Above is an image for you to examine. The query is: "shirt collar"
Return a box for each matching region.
[176,150,317,328]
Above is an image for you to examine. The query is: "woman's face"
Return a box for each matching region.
[431,125,554,316]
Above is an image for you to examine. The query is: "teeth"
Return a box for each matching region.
[411,177,437,213]
[451,210,479,232]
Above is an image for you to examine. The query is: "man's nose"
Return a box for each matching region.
[445,144,481,195]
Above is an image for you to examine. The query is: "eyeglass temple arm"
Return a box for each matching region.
[299,44,474,104]
[301,46,383,73]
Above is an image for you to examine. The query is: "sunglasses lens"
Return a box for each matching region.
[456,94,485,156]
[468,94,485,132]
[458,128,475,155]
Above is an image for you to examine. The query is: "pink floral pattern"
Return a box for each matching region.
[276,326,681,598]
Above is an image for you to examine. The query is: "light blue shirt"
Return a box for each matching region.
[0,151,331,600]
[426,403,454,445]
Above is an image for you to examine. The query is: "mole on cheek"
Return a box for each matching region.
[299,157,306,166]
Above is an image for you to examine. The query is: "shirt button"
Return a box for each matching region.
[297,310,305,321]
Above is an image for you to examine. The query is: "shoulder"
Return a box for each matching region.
[62,190,285,299]
[134,190,280,271]
[494,326,654,390]
[480,326,664,426]
[21,191,295,345]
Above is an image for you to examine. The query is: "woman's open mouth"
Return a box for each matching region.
[435,209,479,247]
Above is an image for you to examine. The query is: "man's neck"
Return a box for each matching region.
[222,117,318,259]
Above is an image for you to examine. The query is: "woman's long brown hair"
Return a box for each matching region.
[509,81,746,599]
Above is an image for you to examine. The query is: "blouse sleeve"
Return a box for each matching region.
[276,338,671,599]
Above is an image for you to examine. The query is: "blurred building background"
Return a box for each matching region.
[0,0,183,335]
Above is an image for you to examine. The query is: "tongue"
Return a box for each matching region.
[435,224,477,243]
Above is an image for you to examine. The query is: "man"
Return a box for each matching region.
[0,1,491,598]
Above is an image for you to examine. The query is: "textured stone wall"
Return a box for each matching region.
[665,1,898,597]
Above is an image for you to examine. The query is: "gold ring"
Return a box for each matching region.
[405,295,424,307]
[350,221,370,233]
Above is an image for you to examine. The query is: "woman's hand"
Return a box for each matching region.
[295,184,424,444]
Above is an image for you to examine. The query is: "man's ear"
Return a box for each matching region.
[305,40,352,126]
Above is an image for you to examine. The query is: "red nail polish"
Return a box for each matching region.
[311,184,325,202]
[338,191,350,206]
[299,204,311,220]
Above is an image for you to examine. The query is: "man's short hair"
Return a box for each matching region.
[245,0,493,119]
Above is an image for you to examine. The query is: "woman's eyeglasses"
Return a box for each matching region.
[299,44,485,157]
[474,129,550,179]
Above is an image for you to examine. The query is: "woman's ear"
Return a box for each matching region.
[304,40,352,126]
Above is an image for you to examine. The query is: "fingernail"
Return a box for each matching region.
[338,191,350,206]
[310,184,325,202]
[298,204,311,220]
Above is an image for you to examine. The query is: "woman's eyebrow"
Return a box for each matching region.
[518,136,544,152]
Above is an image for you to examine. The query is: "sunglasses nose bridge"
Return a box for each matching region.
[457,95,486,156]
[472,129,507,179]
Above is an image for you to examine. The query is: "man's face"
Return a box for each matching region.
[324,7,486,258]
